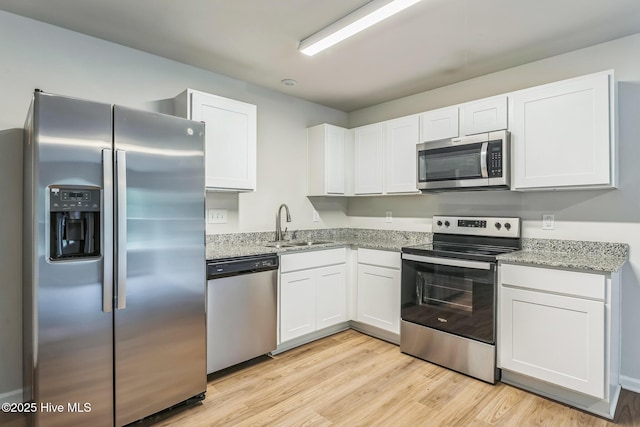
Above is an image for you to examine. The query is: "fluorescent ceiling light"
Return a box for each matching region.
[299,0,423,56]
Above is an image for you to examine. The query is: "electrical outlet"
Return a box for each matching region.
[208,209,227,224]
[312,210,320,222]
[385,211,393,223]
[542,214,554,230]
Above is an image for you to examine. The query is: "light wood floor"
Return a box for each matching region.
[146,329,640,427]
[3,330,639,426]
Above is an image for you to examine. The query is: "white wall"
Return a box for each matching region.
[347,33,640,387]
[0,10,348,400]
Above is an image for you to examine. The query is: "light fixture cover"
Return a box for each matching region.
[299,0,423,56]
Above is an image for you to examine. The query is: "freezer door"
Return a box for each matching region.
[112,106,206,427]
[24,91,114,427]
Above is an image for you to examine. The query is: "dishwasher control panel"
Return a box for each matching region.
[207,255,279,279]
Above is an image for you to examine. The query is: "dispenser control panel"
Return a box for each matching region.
[50,186,101,212]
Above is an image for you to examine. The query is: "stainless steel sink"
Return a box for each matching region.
[262,240,332,248]
[262,242,294,248]
[287,241,332,247]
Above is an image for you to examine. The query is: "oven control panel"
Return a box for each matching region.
[433,216,520,238]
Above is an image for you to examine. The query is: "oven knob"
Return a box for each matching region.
[437,220,443,227]
[495,222,502,230]
[444,221,450,227]
[504,222,511,230]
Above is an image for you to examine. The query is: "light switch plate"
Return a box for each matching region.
[208,209,227,224]
[542,214,554,230]
[312,210,320,222]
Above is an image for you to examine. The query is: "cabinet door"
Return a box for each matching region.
[307,124,345,196]
[357,264,400,334]
[511,72,612,190]
[316,264,347,329]
[354,123,384,194]
[384,115,419,194]
[420,106,459,142]
[280,271,316,342]
[190,91,257,191]
[325,125,346,194]
[499,286,605,398]
[460,96,507,136]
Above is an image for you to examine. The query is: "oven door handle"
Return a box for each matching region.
[402,253,492,270]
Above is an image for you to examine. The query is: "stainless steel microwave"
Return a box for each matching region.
[416,130,510,192]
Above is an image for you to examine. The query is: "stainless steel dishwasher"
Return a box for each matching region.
[206,254,279,374]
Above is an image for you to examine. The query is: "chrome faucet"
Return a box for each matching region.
[275,203,291,241]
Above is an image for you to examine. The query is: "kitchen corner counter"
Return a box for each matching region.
[497,238,629,273]
[206,228,432,261]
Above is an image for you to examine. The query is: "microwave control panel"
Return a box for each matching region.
[487,141,503,177]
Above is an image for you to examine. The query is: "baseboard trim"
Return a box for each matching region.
[620,375,640,394]
[273,323,350,355]
[349,321,400,345]
[0,388,23,404]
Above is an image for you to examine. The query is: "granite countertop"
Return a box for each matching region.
[206,230,629,273]
[496,238,629,273]
[206,228,432,261]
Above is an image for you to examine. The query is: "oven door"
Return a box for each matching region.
[401,253,497,344]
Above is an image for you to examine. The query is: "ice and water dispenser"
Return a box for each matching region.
[49,186,101,260]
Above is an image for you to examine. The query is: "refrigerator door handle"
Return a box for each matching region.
[115,150,127,310]
[102,149,114,313]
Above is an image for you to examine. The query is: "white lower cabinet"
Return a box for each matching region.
[500,285,604,397]
[280,270,317,342]
[316,265,348,329]
[356,249,401,335]
[498,263,621,418]
[279,249,347,344]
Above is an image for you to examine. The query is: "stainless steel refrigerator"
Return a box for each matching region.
[23,90,207,427]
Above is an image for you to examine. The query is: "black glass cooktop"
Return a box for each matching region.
[403,234,521,262]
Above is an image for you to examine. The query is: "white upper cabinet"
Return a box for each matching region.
[384,115,419,194]
[510,71,616,190]
[307,124,346,196]
[175,89,257,192]
[460,96,508,136]
[354,123,384,194]
[353,117,419,195]
[420,106,459,142]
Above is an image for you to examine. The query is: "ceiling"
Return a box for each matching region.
[1,0,639,112]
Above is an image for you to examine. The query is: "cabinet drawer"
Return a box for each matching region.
[280,248,346,273]
[501,263,605,300]
[358,248,401,269]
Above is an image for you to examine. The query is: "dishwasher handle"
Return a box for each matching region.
[207,255,279,280]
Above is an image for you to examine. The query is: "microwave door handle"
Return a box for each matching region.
[480,142,488,178]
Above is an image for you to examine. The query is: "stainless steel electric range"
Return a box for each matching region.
[400,215,521,384]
